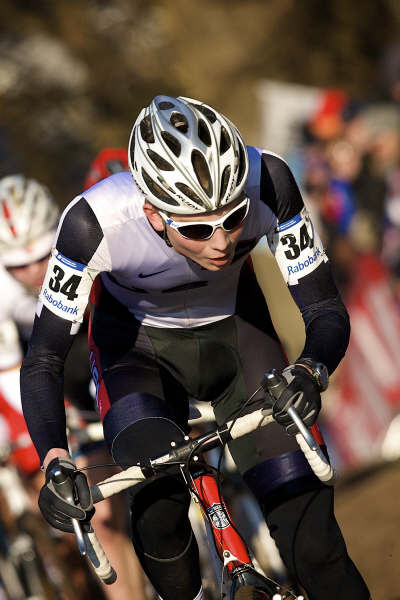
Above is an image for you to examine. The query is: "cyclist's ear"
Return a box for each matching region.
[143,202,164,231]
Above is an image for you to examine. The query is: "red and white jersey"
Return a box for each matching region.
[0,266,39,473]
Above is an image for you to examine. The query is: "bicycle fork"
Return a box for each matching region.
[192,470,294,600]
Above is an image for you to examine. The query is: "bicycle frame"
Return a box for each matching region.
[192,470,252,573]
[55,370,333,598]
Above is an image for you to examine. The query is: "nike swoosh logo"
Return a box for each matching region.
[138,269,169,278]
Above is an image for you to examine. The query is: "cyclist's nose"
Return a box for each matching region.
[210,226,230,251]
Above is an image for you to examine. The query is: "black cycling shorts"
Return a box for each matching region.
[88,275,323,501]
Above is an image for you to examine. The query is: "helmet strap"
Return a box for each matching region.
[163,222,173,248]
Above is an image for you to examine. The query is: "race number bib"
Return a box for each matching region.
[271,208,327,285]
[39,250,94,322]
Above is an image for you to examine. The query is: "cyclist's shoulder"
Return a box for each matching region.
[246,145,303,221]
[84,171,136,202]
[247,145,291,180]
[60,172,144,235]
[246,146,292,209]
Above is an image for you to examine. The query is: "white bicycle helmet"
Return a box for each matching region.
[0,175,59,267]
[128,95,249,214]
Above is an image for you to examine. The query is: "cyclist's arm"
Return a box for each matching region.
[0,274,28,412]
[20,197,110,466]
[261,151,350,374]
[0,320,24,429]
[0,266,37,340]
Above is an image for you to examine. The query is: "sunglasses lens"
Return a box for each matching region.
[223,204,248,231]
[174,199,248,240]
[177,223,214,240]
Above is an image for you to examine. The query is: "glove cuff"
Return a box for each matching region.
[294,358,329,391]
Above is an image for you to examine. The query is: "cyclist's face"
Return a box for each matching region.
[144,199,245,271]
[7,254,50,295]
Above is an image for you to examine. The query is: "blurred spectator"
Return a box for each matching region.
[381,42,400,103]
[308,89,349,142]
[284,79,400,471]
[288,86,400,292]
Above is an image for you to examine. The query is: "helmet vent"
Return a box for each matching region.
[141,168,179,206]
[220,126,231,154]
[170,112,189,133]
[220,166,231,201]
[158,101,175,110]
[161,131,181,157]
[140,116,155,144]
[236,141,247,185]
[175,183,203,205]
[195,104,217,124]
[191,150,213,198]
[130,134,136,164]
[147,149,174,171]
[198,119,211,147]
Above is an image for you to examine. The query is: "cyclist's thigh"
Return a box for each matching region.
[212,315,322,503]
[89,286,189,459]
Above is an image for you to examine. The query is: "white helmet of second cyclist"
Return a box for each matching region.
[0,175,59,267]
[128,95,249,214]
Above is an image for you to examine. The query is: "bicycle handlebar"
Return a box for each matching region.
[49,466,117,585]
[84,371,335,583]
[262,369,335,484]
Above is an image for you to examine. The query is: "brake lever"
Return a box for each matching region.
[49,466,87,556]
[261,369,318,451]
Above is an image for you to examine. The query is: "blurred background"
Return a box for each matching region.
[2,1,400,597]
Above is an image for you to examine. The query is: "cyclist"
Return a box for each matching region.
[0,173,145,600]
[0,175,57,486]
[84,147,129,189]
[21,96,370,600]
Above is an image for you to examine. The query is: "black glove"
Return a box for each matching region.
[272,364,322,435]
[39,457,95,533]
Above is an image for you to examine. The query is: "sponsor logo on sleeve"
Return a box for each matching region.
[56,253,85,271]
[39,251,90,321]
[274,208,327,284]
[287,247,323,275]
[42,288,79,316]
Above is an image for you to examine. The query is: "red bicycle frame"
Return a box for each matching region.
[193,471,252,573]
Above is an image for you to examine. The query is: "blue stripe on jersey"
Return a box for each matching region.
[277,212,302,231]
[56,252,85,271]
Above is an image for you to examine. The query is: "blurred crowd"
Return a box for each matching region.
[289,95,399,294]
[287,44,400,301]
[277,44,400,470]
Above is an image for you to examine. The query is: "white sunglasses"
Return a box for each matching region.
[159,197,250,241]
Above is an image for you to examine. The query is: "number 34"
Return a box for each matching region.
[281,223,314,260]
[48,265,81,301]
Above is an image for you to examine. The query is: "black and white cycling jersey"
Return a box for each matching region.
[38,147,327,329]
[21,146,349,462]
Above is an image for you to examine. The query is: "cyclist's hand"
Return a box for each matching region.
[272,363,322,435]
[39,457,94,533]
